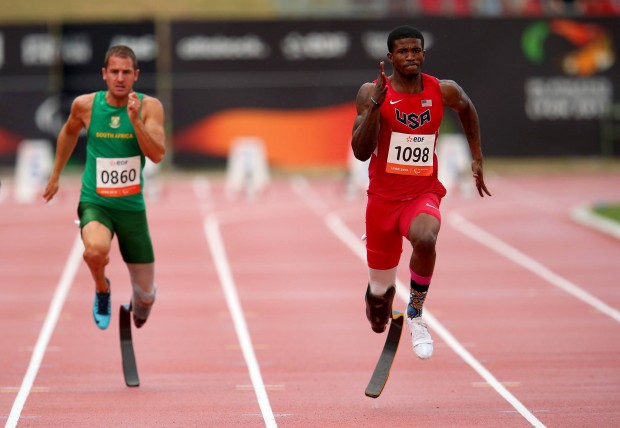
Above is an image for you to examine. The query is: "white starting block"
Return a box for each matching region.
[225,137,270,200]
[346,148,369,199]
[437,133,472,198]
[142,157,161,202]
[14,139,53,203]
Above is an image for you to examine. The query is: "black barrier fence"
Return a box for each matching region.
[1,17,619,166]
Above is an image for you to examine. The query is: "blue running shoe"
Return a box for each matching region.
[93,279,111,330]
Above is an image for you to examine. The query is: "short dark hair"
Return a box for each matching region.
[104,45,138,69]
[387,26,425,52]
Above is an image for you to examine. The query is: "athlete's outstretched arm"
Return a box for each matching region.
[43,94,90,202]
[351,62,388,161]
[440,79,491,197]
[128,92,166,164]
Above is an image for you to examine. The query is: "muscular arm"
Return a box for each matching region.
[351,83,381,161]
[440,79,491,197]
[43,94,91,202]
[128,93,166,164]
[351,62,388,161]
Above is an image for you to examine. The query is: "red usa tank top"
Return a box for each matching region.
[368,73,447,201]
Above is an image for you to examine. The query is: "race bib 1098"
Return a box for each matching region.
[385,132,435,176]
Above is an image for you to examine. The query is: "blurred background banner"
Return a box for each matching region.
[1,15,618,167]
[0,24,52,166]
[60,22,157,94]
[170,19,365,168]
[169,17,620,166]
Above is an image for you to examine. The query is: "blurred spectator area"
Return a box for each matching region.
[1,0,618,21]
[261,0,619,17]
[282,0,620,17]
[390,0,620,16]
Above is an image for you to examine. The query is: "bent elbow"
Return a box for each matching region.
[352,148,371,162]
[148,148,166,164]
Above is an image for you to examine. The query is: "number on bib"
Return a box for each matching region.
[96,156,141,197]
[385,132,435,176]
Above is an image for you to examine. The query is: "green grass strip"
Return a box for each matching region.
[592,204,620,223]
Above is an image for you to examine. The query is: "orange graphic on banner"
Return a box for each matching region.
[550,19,614,76]
[386,163,433,176]
[174,103,357,167]
[97,185,140,197]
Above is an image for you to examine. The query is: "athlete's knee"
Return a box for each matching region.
[82,243,109,266]
[409,229,438,255]
[407,213,440,252]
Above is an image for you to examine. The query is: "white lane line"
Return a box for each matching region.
[5,232,82,428]
[193,177,277,428]
[291,176,546,428]
[448,212,620,323]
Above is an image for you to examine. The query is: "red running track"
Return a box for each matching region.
[1,170,619,427]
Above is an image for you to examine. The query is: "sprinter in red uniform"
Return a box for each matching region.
[352,25,491,359]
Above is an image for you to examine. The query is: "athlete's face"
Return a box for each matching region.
[102,55,139,99]
[388,38,425,76]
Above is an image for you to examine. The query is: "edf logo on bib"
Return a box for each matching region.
[395,108,431,130]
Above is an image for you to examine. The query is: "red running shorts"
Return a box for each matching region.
[365,192,443,270]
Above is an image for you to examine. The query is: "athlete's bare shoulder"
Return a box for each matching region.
[71,93,96,115]
[141,94,163,110]
[140,95,165,125]
[64,92,97,130]
[438,79,470,111]
[438,79,461,98]
[356,82,375,100]
[355,82,376,113]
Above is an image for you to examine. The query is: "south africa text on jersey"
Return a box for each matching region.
[96,132,135,139]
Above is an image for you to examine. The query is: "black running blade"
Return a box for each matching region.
[119,304,140,387]
[365,311,404,398]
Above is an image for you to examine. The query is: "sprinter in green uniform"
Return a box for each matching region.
[44,45,166,330]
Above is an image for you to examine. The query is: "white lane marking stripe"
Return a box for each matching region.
[448,212,620,323]
[5,232,82,428]
[203,218,277,428]
[194,177,277,428]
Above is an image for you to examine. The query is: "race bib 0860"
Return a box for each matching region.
[385,132,435,176]
[96,156,141,197]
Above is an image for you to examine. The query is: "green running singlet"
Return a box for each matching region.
[80,91,146,211]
